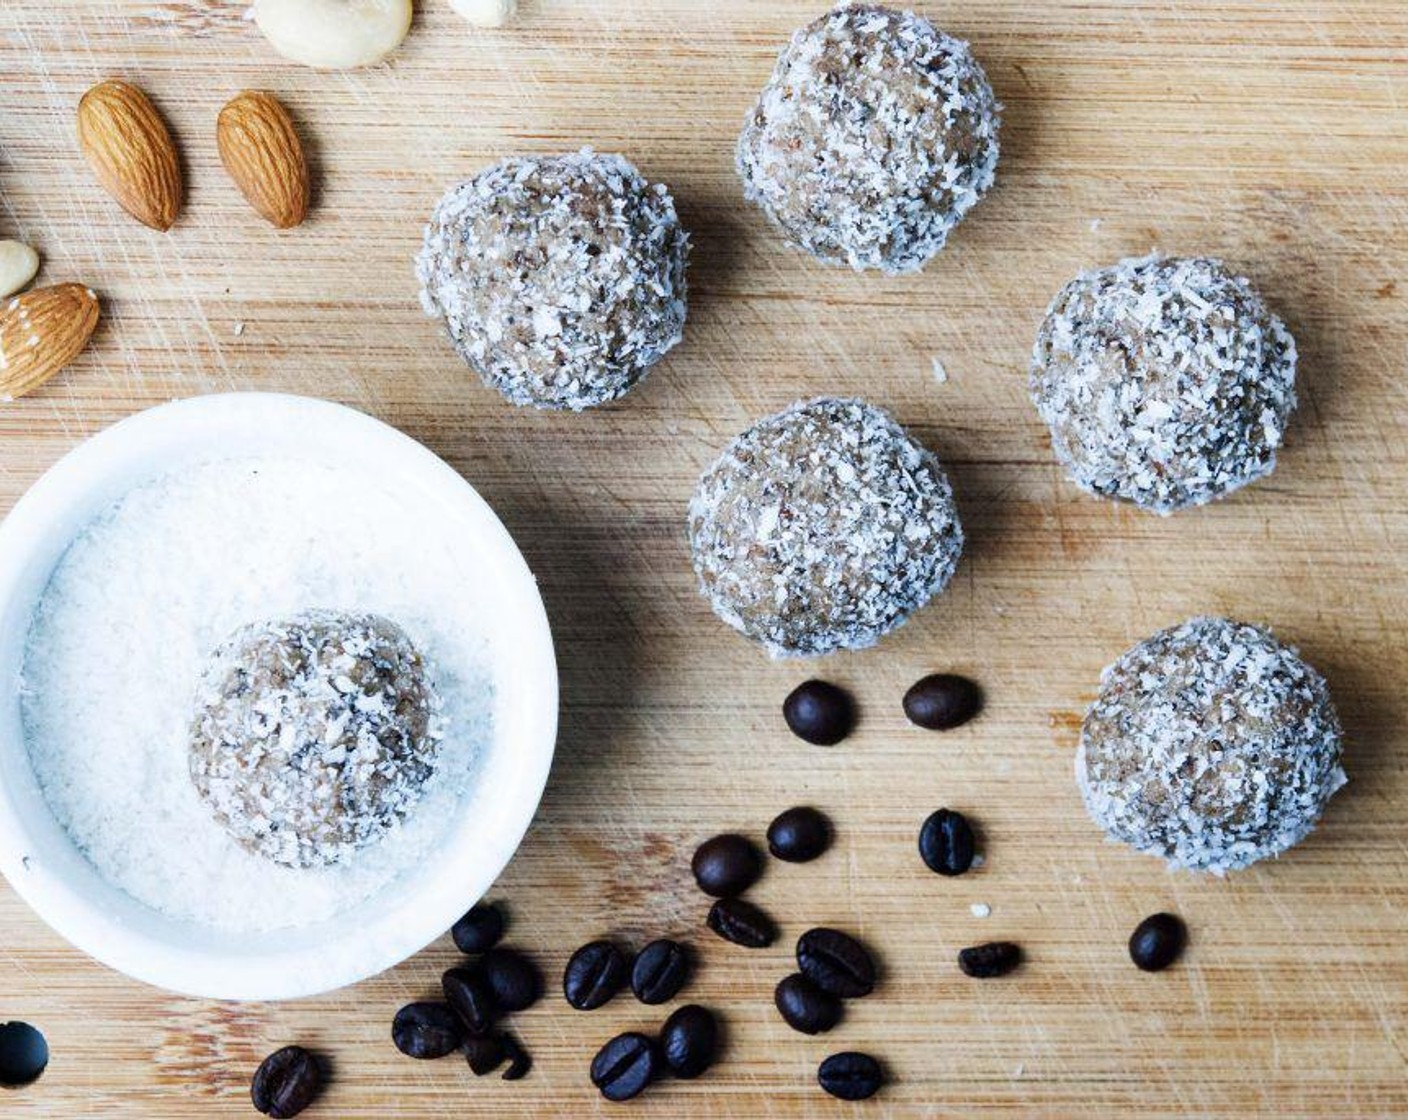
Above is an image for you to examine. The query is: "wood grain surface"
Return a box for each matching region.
[1,1,1406,1116]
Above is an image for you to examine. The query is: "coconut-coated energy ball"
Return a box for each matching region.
[417,149,689,410]
[1030,255,1297,514]
[1077,617,1345,874]
[189,610,441,868]
[737,4,1000,274]
[688,397,964,657]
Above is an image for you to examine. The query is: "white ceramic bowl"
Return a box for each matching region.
[0,393,557,1000]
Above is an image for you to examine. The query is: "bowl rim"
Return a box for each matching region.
[0,392,558,1000]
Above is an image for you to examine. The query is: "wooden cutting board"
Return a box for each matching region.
[1,2,1404,1115]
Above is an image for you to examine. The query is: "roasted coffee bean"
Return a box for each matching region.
[392,1002,463,1059]
[775,973,843,1035]
[500,1032,532,1081]
[463,1034,506,1076]
[251,1046,322,1118]
[783,680,855,745]
[767,806,832,862]
[796,927,876,998]
[590,1032,660,1102]
[958,941,1022,978]
[903,674,982,730]
[706,897,777,948]
[442,967,496,1035]
[1129,913,1187,972]
[451,902,505,954]
[564,940,630,1010]
[692,833,764,897]
[481,947,542,1012]
[659,1004,719,1080]
[631,939,690,1005]
[817,1051,884,1101]
[918,808,976,876]
[0,1021,48,1088]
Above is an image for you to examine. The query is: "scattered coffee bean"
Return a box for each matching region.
[564,940,630,1011]
[692,833,764,897]
[918,808,976,876]
[442,967,496,1035]
[659,1004,719,1079]
[767,806,832,862]
[775,973,843,1035]
[590,1032,660,1102]
[1129,912,1187,972]
[463,1033,506,1076]
[0,1021,48,1088]
[500,1032,532,1081]
[903,673,982,730]
[783,680,855,745]
[251,1045,321,1119]
[796,927,877,998]
[817,1051,884,1101]
[451,902,505,954]
[481,947,542,1012]
[631,939,690,1005]
[958,941,1022,978]
[392,1002,463,1059]
[706,897,778,948]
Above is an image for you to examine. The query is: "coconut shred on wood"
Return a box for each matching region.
[20,459,494,932]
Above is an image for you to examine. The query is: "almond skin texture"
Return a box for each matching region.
[77,80,183,232]
[0,284,100,401]
[217,91,310,229]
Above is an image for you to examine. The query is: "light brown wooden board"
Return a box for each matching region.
[1,1,1405,1115]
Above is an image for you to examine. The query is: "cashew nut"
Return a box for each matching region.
[0,241,40,300]
[450,0,516,27]
[253,0,413,70]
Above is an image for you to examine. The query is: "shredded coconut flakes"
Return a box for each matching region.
[688,396,964,657]
[189,610,443,869]
[1076,616,1345,874]
[21,458,494,932]
[417,148,689,411]
[1030,255,1298,514]
[737,4,1001,273]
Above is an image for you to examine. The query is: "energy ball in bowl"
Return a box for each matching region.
[417,149,689,410]
[737,4,1000,273]
[1077,617,1345,874]
[1030,255,1297,514]
[689,397,963,657]
[189,610,442,869]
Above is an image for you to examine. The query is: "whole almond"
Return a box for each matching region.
[77,80,183,232]
[0,283,100,401]
[217,91,310,229]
